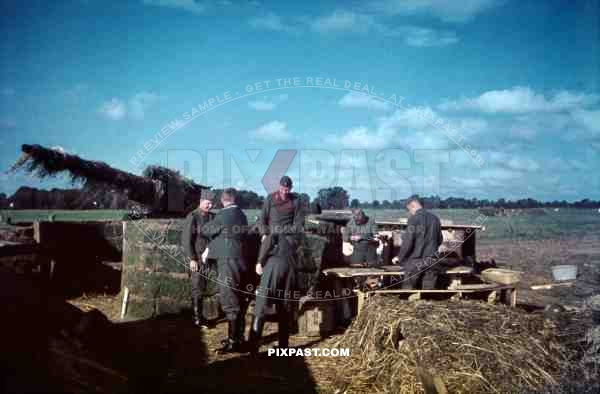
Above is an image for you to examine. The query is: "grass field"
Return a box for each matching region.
[3,208,600,241]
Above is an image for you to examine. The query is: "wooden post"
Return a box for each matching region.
[356,289,366,317]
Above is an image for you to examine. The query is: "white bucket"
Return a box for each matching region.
[551,265,578,282]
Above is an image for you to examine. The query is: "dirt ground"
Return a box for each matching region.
[478,233,600,307]
[58,234,599,393]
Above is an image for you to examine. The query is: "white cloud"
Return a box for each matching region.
[325,126,389,150]
[128,91,161,120]
[403,27,459,47]
[311,10,375,33]
[571,109,600,134]
[248,94,288,111]
[378,108,435,130]
[98,91,160,121]
[438,86,599,114]
[338,92,392,111]
[252,120,290,141]
[326,107,449,150]
[248,100,276,111]
[143,0,206,15]
[249,10,458,47]
[98,98,127,120]
[249,13,299,32]
[372,0,503,23]
[488,151,539,172]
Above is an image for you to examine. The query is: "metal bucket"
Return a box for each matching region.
[551,265,578,282]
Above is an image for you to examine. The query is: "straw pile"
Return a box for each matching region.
[322,297,582,394]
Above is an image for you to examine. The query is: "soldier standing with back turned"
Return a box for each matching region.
[201,188,250,353]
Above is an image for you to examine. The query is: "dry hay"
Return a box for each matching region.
[320,297,581,394]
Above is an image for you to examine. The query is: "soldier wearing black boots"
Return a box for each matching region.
[201,188,250,354]
[182,190,216,328]
[248,233,299,354]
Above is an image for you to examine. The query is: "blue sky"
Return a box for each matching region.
[1,0,599,202]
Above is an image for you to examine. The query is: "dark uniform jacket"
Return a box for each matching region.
[255,233,299,312]
[182,209,215,261]
[342,215,376,243]
[201,204,248,260]
[396,209,443,263]
[258,192,305,237]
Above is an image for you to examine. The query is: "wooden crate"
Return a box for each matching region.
[296,300,336,337]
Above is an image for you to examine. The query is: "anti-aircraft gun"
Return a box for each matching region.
[8,144,210,217]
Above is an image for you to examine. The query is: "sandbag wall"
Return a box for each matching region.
[121,219,194,319]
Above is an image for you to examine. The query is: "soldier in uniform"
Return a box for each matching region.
[392,195,443,290]
[257,176,305,266]
[342,208,379,267]
[248,232,299,353]
[201,188,250,353]
[182,190,216,328]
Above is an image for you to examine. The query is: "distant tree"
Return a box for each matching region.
[350,198,360,209]
[317,187,349,209]
[372,200,380,209]
[298,193,311,210]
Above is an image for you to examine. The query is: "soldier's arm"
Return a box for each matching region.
[395,216,417,263]
[200,213,224,239]
[258,198,270,236]
[290,197,306,234]
[182,213,199,261]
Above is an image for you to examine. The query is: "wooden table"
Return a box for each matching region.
[322,266,518,316]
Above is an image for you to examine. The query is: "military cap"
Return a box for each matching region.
[201,189,215,201]
[280,175,293,188]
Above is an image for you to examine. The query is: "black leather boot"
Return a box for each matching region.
[192,296,201,326]
[192,296,208,328]
[247,316,265,355]
[217,318,242,354]
[235,311,246,344]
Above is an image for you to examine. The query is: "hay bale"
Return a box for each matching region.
[323,297,580,393]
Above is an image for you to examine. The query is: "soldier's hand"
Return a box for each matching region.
[190,260,199,272]
[261,234,266,243]
[255,263,263,276]
[391,256,400,265]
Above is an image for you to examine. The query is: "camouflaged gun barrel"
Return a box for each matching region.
[9,144,209,216]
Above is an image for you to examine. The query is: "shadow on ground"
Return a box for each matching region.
[0,272,320,394]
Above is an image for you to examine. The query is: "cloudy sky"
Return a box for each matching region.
[1,0,599,202]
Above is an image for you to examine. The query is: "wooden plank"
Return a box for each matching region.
[376,221,482,230]
[358,285,515,295]
[323,267,405,277]
[444,266,473,275]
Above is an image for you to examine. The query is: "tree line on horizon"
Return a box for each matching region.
[2,185,600,211]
